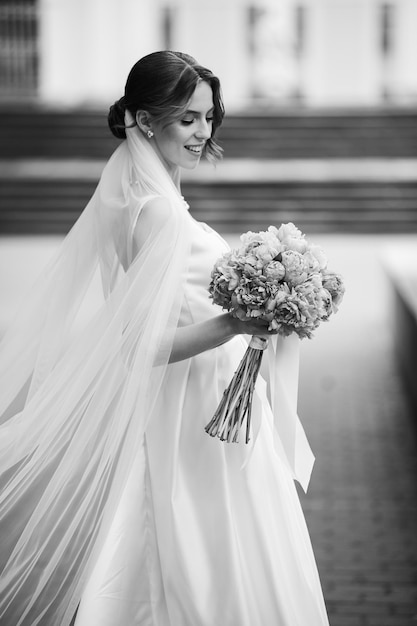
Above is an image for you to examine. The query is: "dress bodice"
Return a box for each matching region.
[179,212,230,327]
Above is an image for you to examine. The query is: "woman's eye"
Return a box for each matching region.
[181,116,214,126]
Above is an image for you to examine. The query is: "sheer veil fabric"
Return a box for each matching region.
[0,113,316,625]
[0,115,192,625]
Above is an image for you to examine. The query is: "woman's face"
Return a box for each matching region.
[151,80,214,178]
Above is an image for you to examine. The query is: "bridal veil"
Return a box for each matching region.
[0,116,191,625]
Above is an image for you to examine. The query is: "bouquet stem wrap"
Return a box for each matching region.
[205,335,268,443]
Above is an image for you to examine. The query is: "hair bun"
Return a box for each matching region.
[108,96,127,139]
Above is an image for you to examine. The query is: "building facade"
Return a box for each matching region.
[1,0,417,110]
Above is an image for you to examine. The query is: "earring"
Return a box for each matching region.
[147,129,154,139]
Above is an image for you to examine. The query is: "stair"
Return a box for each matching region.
[1,106,417,234]
[1,106,417,160]
[186,179,417,234]
[0,108,119,160]
[217,111,417,159]
[1,167,416,235]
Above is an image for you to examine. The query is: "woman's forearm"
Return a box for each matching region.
[168,314,273,364]
[168,314,238,363]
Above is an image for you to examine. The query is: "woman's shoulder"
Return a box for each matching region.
[132,195,175,254]
[131,193,171,228]
[140,195,172,222]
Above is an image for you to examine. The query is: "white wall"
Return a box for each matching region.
[390,0,417,104]
[304,0,381,106]
[37,0,417,109]
[173,0,251,111]
[39,0,162,105]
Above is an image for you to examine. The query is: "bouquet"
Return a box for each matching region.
[205,222,345,443]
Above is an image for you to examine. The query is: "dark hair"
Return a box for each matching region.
[108,51,225,161]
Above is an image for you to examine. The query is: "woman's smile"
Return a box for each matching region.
[184,143,205,155]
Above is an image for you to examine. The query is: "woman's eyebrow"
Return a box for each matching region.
[184,107,215,115]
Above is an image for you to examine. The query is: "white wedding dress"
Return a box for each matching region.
[0,118,328,625]
[74,209,329,626]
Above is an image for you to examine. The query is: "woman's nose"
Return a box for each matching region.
[195,118,211,140]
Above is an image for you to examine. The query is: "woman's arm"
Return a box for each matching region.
[132,197,274,364]
[168,314,272,363]
[169,314,235,363]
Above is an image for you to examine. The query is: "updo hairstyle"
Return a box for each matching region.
[108,51,225,161]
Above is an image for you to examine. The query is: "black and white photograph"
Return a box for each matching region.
[1,1,417,625]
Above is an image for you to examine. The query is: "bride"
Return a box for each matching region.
[0,50,329,625]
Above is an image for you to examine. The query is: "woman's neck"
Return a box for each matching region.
[169,167,181,192]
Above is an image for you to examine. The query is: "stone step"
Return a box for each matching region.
[1,173,416,234]
[218,111,417,159]
[1,107,417,160]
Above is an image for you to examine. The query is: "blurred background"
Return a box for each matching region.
[1,0,417,624]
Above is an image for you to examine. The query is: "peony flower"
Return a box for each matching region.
[280,250,309,286]
[302,250,322,273]
[241,229,282,260]
[267,225,279,237]
[263,260,285,283]
[239,230,264,247]
[308,244,328,270]
[253,243,278,263]
[320,288,333,319]
[322,272,345,310]
[285,236,308,254]
[276,222,304,244]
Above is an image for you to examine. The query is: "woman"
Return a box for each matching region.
[0,51,329,625]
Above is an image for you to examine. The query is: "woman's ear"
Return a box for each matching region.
[135,110,153,135]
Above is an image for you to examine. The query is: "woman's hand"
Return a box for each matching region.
[227,314,279,338]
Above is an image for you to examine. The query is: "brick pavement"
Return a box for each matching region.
[296,234,417,626]
[1,233,417,625]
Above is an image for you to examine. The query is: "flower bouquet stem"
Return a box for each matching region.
[205,335,268,443]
